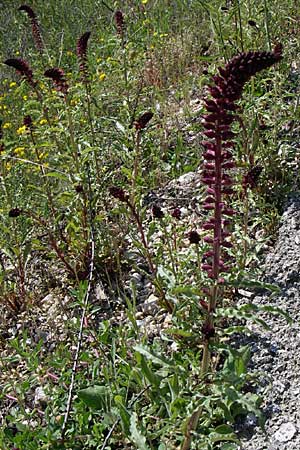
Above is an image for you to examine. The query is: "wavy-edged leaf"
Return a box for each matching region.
[130,412,150,450]
[78,385,111,411]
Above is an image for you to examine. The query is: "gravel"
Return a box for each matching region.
[238,193,300,450]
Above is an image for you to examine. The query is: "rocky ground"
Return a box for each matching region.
[238,194,300,450]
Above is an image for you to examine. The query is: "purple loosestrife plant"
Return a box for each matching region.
[19,5,44,53]
[181,44,283,450]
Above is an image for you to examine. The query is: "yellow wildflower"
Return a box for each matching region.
[14,147,25,157]
[99,73,106,81]
[17,125,27,135]
[67,50,73,56]
[23,95,28,101]
[9,82,17,88]
[39,119,47,125]
[142,0,148,4]
[3,122,11,129]
[5,162,11,171]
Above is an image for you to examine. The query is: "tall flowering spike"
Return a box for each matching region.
[19,5,44,53]
[44,68,69,94]
[114,10,125,36]
[77,31,91,83]
[201,44,282,284]
[4,58,35,86]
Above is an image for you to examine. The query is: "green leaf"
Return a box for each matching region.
[78,385,111,411]
[134,344,174,368]
[164,328,193,338]
[209,430,238,444]
[140,356,161,387]
[214,424,234,434]
[44,171,69,181]
[230,278,280,293]
[157,265,176,288]
[130,412,150,450]
[220,444,239,450]
[115,395,131,436]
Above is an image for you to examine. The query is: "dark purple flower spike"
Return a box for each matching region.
[77,31,91,83]
[19,5,44,53]
[23,115,33,130]
[134,112,154,130]
[44,68,69,94]
[114,10,125,36]
[4,58,35,86]
[201,44,283,286]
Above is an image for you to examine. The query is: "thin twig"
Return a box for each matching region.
[61,239,95,436]
[61,162,96,437]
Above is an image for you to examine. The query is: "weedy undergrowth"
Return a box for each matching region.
[0,1,295,449]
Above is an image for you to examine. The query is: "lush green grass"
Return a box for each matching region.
[0,0,299,449]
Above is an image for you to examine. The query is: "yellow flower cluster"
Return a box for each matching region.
[14,147,25,157]
[17,125,27,135]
